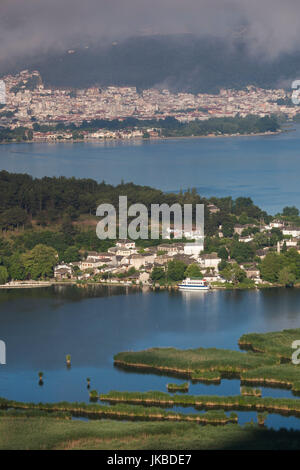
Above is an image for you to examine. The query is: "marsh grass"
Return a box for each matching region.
[3,419,300,450]
[0,397,236,425]
[241,365,300,393]
[99,391,300,417]
[167,383,189,393]
[239,329,300,361]
[114,347,277,380]
[241,387,262,397]
[191,370,221,382]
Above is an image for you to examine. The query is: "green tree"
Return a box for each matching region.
[260,253,283,283]
[283,206,299,217]
[278,267,296,287]
[220,263,246,285]
[167,260,187,282]
[0,207,29,230]
[253,232,269,248]
[218,259,228,271]
[0,266,8,284]
[217,246,228,260]
[282,248,300,278]
[270,227,283,245]
[127,267,137,276]
[151,267,166,283]
[8,253,26,280]
[22,244,58,280]
[230,242,255,264]
[63,246,80,263]
[185,263,203,278]
[222,219,235,238]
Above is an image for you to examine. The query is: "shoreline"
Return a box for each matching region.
[0,279,294,291]
[0,129,284,146]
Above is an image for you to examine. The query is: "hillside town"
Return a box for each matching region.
[0,70,297,140]
[50,214,300,289]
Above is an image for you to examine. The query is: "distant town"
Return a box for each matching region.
[0,70,297,141]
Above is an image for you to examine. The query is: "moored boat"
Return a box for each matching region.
[178,278,210,291]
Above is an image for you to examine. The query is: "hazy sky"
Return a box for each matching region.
[1,0,300,62]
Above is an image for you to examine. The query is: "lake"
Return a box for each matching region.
[1,125,300,213]
[1,126,300,431]
[1,285,300,430]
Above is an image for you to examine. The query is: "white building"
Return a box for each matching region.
[282,227,300,237]
[184,240,204,256]
[129,253,156,270]
[198,253,221,271]
[116,240,136,250]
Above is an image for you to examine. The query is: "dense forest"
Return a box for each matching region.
[0,171,269,231]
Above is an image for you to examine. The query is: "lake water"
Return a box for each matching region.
[2,127,300,432]
[1,124,300,213]
[1,285,300,430]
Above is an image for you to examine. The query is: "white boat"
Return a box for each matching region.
[178,278,210,291]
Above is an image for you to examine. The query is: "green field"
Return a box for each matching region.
[1,417,300,450]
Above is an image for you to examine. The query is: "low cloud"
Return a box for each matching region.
[0,0,300,63]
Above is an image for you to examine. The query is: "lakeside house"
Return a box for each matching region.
[203,273,225,283]
[198,253,222,271]
[54,263,73,280]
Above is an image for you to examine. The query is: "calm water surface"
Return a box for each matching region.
[1,125,300,213]
[1,285,300,430]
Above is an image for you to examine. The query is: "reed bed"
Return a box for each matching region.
[241,387,262,397]
[241,365,300,393]
[0,409,71,419]
[114,347,277,380]
[257,412,268,426]
[238,328,300,361]
[99,391,300,417]
[167,383,189,393]
[191,370,221,382]
[0,397,236,425]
